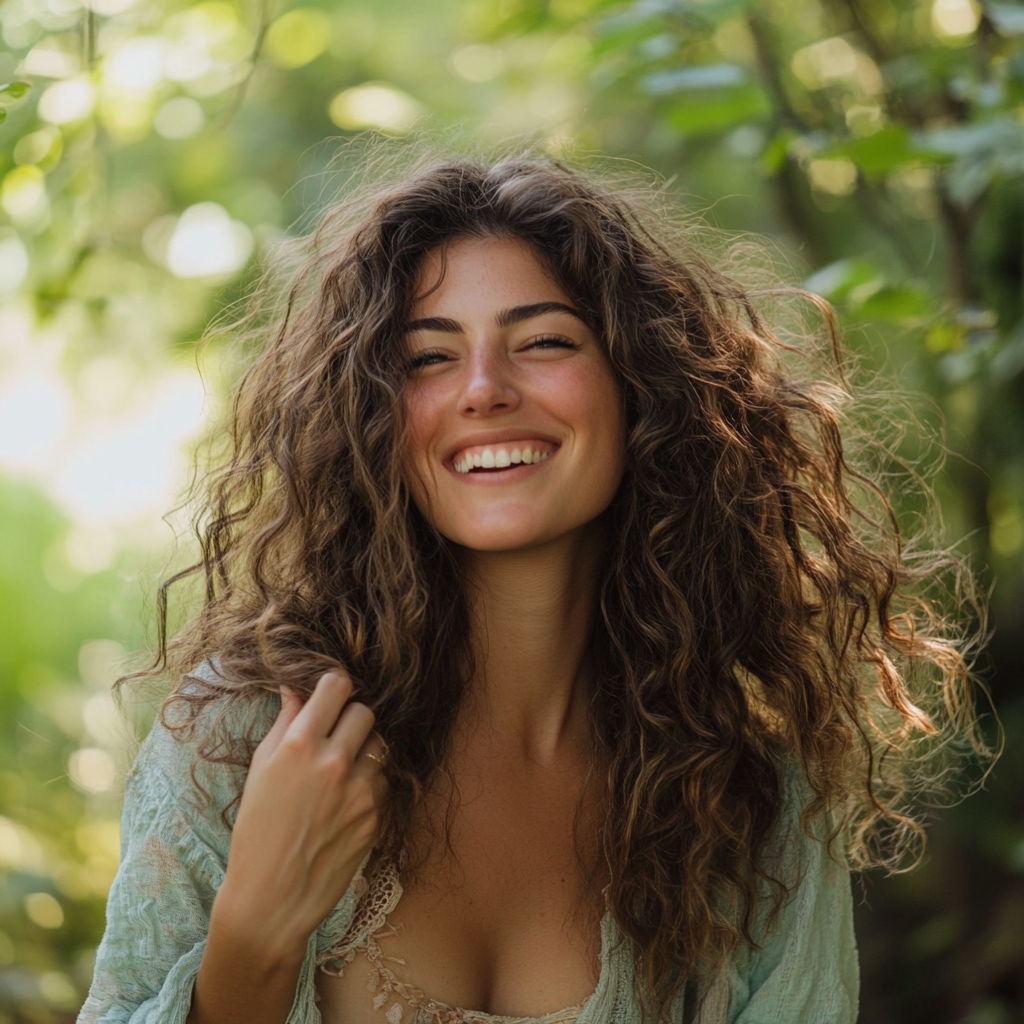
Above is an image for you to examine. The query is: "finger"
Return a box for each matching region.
[290,671,352,740]
[352,733,390,803]
[256,685,303,755]
[351,731,387,769]
[327,701,377,762]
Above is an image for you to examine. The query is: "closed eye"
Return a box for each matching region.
[525,336,579,351]
[407,349,450,371]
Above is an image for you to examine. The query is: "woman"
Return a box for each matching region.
[79,156,983,1024]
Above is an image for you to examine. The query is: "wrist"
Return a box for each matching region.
[209,879,310,972]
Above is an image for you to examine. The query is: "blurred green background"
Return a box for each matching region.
[1,0,1023,1019]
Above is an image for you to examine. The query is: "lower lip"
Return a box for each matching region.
[446,451,557,483]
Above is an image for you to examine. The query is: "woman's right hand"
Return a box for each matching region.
[208,669,387,969]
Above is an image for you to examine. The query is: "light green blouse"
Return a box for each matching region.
[77,688,859,1024]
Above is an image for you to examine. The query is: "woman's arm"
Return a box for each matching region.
[183,898,307,1024]
[79,671,385,1024]
[186,671,385,1024]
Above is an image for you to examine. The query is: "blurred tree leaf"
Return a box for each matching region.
[855,282,932,324]
[641,62,747,94]
[986,2,1024,36]
[804,257,883,302]
[826,126,950,179]
[663,82,769,135]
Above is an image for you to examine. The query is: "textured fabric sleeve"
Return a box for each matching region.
[76,712,235,1024]
[724,784,860,1024]
[76,684,279,1024]
[76,759,226,1023]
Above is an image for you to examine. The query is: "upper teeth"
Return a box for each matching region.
[453,445,551,474]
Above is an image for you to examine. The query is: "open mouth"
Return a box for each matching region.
[451,440,557,475]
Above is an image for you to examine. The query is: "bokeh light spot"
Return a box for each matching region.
[265,8,332,69]
[83,692,123,746]
[64,523,116,574]
[154,96,205,139]
[0,231,29,294]
[164,202,253,278]
[38,972,77,1007]
[0,815,42,872]
[450,44,504,82]
[809,158,858,195]
[104,37,164,93]
[1,166,47,220]
[76,819,121,862]
[79,640,127,691]
[24,893,64,929]
[13,126,63,168]
[23,39,80,79]
[53,372,207,525]
[0,818,24,866]
[0,367,70,472]
[932,0,980,37]
[328,82,423,132]
[38,75,96,124]
[791,37,858,88]
[69,748,116,794]
[0,816,43,870]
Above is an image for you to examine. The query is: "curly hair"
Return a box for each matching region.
[144,153,988,1017]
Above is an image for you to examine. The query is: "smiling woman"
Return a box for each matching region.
[79,156,986,1024]
[402,238,625,552]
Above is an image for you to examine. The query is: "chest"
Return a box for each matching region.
[316,764,604,1023]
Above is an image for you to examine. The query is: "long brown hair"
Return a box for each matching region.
[145,152,987,1015]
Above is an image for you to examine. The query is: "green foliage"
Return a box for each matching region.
[1,0,1024,1019]
[0,483,152,1020]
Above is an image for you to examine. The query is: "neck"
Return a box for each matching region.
[457,523,605,765]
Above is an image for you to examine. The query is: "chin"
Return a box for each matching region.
[453,531,553,553]
[445,516,565,553]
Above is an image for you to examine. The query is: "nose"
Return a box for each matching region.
[458,343,520,417]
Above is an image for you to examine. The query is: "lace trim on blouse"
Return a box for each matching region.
[317,856,587,1024]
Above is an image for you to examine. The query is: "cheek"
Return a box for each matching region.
[542,362,625,469]
[401,385,445,505]
[534,360,606,415]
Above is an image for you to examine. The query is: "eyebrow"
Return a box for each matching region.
[404,301,585,334]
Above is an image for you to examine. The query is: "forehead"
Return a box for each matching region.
[411,236,571,318]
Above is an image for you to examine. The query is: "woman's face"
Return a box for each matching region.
[402,235,626,552]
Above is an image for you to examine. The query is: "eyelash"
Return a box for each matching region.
[407,336,578,371]
[408,350,448,370]
[529,335,578,350]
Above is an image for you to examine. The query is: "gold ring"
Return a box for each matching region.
[365,749,389,768]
